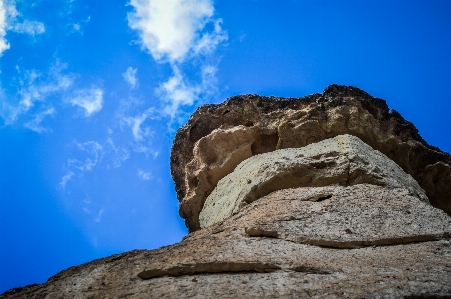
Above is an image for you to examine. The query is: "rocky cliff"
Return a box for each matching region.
[2,85,451,299]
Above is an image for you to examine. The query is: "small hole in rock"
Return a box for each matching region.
[316,194,333,202]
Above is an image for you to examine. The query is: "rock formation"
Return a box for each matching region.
[199,134,428,228]
[2,85,451,299]
[171,84,451,231]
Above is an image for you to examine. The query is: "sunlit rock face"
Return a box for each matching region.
[171,84,451,231]
[4,85,451,299]
[4,184,450,299]
[199,134,428,229]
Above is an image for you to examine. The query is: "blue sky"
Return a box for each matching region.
[0,0,450,292]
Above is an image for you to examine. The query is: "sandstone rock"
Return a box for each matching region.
[171,84,451,231]
[4,185,450,298]
[243,185,450,249]
[200,135,428,228]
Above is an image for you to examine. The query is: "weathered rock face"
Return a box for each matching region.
[200,134,428,228]
[171,84,451,231]
[4,184,450,299]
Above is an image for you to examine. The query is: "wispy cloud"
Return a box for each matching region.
[0,0,45,55]
[0,62,75,126]
[24,107,55,133]
[11,19,44,35]
[160,64,217,119]
[94,208,104,222]
[137,169,152,180]
[59,171,74,190]
[71,16,90,35]
[60,141,102,190]
[60,137,131,190]
[105,137,130,168]
[123,67,138,89]
[68,87,103,117]
[68,141,103,172]
[121,107,156,141]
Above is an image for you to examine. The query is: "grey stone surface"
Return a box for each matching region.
[199,134,428,228]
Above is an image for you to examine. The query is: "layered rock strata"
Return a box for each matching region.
[171,84,451,231]
[200,134,427,228]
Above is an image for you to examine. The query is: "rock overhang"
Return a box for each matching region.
[171,84,451,231]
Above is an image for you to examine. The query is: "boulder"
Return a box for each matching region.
[171,84,451,231]
[200,134,428,228]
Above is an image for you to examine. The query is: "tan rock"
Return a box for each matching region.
[181,125,277,226]
[171,85,451,231]
[4,185,450,298]
[243,185,450,249]
[200,135,428,228]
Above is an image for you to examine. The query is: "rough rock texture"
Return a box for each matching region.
[171,84,451,231]
[3,185,451,299]
[200,134,427,228]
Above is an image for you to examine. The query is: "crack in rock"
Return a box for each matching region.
[137,262,281,280]
[245,226,451,249]
[137,261,332,280]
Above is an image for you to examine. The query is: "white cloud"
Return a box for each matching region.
[68,88,103,117]
[105,137,130,168]
[60,138,132,191]
[67,141,103,172]
[0,0,10,55]
[11,19,44,35]
[122,107,156,141]
[137,169,152,180]
[127,0,227,121]
[71,16,90,34]
[128,0,227,63]
[0,62,74,126]
[94,208,104,222]
[123,67,138,89]
[59,171,74,190]
[160,64,217,119]
[23,107,55,133]
[0,0,45,56]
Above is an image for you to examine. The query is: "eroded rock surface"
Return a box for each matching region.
[4,185,451,299]
[200,134,427,228]
[171,84,451,231]
[242,185,450,249]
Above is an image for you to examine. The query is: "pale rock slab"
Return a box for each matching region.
[199,134,428,228]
